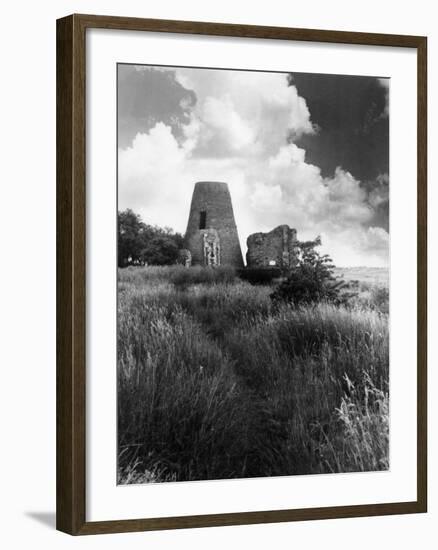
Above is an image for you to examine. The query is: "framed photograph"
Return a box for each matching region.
[56,14,427,535]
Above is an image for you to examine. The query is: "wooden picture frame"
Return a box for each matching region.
[56,13,427,535]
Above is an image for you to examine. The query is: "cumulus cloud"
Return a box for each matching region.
[368,173,389,207]
[117,65,196,148]
[196,95,255,156]
[175,68,316,158]
[118,67,389,267]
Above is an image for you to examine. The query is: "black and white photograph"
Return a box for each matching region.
[117,64,390,485]
[0,0,431,543]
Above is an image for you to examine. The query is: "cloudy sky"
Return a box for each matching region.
[118,64,389,267]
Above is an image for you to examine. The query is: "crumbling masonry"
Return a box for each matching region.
[184,182,299,271]
[184,181,244,268]
[246,225,299,271]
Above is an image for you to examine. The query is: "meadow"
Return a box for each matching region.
[117,265,389,484]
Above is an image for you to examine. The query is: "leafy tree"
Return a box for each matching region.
[270,236,350,306]
[139,235,180,266]
[118,209,146,267]
[118,209,183,267]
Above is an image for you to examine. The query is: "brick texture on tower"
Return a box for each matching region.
[184,181,244,268]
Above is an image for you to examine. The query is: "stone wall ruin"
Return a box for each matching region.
[246,225,299,271]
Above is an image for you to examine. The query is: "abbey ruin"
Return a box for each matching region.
[183,181,298,270]
[246,225,299,270]
[184,181,244,268]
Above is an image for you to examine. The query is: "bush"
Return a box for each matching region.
[271,237,350,306]
[238,267,282,285]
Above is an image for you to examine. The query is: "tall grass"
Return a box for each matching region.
[118,265,389,483]
[118,264,236,287]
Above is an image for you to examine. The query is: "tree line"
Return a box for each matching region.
[118,209,183,267]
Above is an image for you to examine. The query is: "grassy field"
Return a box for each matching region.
[117,265,389,484]
[334,266,389,286]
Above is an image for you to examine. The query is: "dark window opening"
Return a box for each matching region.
[199,211,207,229]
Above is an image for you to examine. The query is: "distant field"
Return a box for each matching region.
[334,266,389,287]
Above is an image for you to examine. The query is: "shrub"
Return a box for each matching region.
[270,237,351,306]
[238,267,282,285]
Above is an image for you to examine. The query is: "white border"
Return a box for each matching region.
[86,28,417,522]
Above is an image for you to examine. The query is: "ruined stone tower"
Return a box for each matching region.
[184,181,244,267]
[246,225,299,271]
